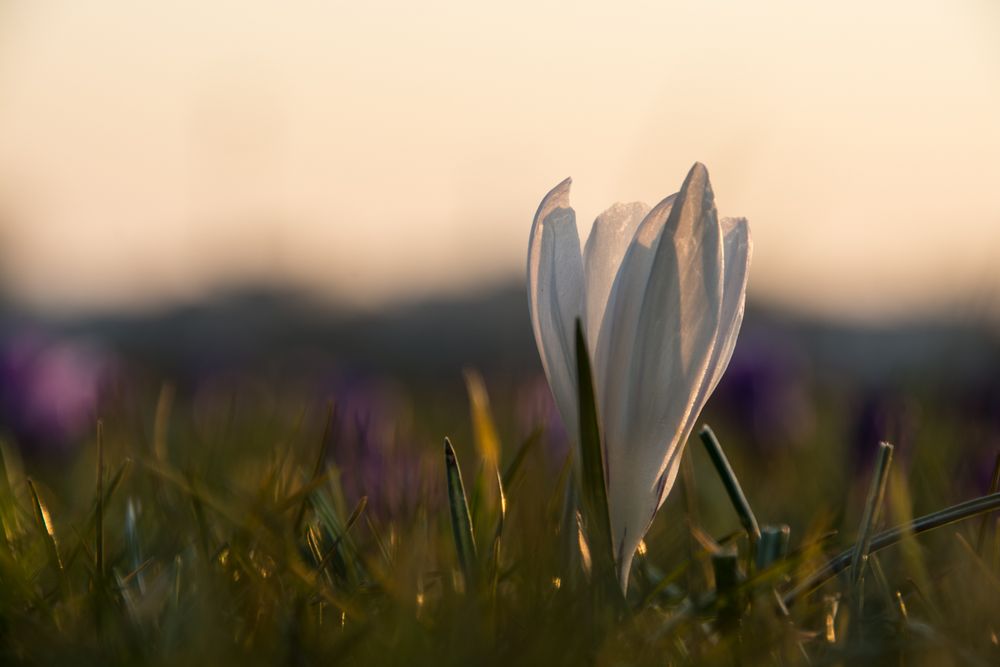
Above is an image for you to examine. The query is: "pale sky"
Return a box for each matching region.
[0,0,998,321]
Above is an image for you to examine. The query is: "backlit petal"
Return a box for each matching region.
[652,216,752,511]
[527,178,586,444]
[594,195,675,404]
[602,163,725,590]
[583,202,650,355]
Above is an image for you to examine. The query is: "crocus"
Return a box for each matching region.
[0,333,111,456]
[527,162,751,590]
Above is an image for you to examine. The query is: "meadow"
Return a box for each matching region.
[0,292,998,666]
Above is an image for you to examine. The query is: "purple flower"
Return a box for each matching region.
[322,374,437,521]
[850,388,919,474]
[958,368,1000,491]
[514,373,569,468]
[711,326,815,452]
[0,333,112,456]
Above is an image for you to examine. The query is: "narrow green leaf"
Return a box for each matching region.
[64,459,132,570]
[784,489,1000,607]
[364,512,393,569]
[975,451,1000,553]
[0,440,21,545]
[276,467,337,513]
[488,467,506,596]
[573,319,615,590]
[755,524,791,571]
[502,426,542,491]
[96,420,105,581]
[712,546,742,633]
[295,401,336,532]
[124,498,145,593]
[310,487,366,586]
[444,437,478,589]
[699,425,761,546]
[463,368,501,468]
[850,441,894,586]
[26,479,65,585]
[317,496,369,574]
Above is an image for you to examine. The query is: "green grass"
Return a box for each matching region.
[0,375,998,666]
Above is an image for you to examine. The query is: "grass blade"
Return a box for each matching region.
[755,524,791,571]
[464,368,501,469]
[784,488,1000,607]
[712,547,742,633]
[444,437,477,590]
[310,487,366,586]
[502,427,542,490]
[0,440,21,547]
[295,401,337,532]
[699,425,760,546]
[317,496,368,574]
[975,451,1000,552]
[489,467,506,596]
[96,420,105,581]
[64,459,132,570]
[850,441,894,586]
[26,479,65,587]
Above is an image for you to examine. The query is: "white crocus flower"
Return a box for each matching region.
[527,163,751,591]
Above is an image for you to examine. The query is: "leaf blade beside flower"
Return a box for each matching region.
[574,319,617,593]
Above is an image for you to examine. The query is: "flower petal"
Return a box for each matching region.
[600,163,725,590]
[527,178,586,443]
[594,195,676,400]
[583,202,650,354]
[652,216,752,511]
[705,217,752,399]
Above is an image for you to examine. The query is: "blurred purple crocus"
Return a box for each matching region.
[0,332,112,456]
[711,326,814,453]
[851,388,918,474]
[323,374,438,520]
[514,373,570,468]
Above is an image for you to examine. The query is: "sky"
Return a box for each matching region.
[0,0,998,321]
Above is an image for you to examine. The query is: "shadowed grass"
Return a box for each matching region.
[0,377,997,666]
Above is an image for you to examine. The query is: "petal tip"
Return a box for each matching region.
[683,162,710,192]
[721,216,750,233]
[550,176,573,205]
[533,177,574,228]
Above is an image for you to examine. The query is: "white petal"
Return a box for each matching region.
[583,202,650,356]
[600,163,725,590]
[527,178,586,444]
[705,217,752,399]
[652,216,752,510]
[594,195,675,401]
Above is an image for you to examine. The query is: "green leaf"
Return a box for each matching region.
[488,467,506,597]
[26,479,66,588]
[64,459,132,571]
[502,426,542,491]
[699,425,761,547]
[851,441,894,586]
[310,487,366,586]
[316,495,369,574]
[444,437,478,590]
[463,368,501,468]
[295,401,337,532]
[755,524,790,571]
[0,440,21,546]
[785,488,1000,608]
[573,319,615,591]
[95,420,105,581]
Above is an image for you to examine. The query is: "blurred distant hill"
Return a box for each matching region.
[0,283,997,386]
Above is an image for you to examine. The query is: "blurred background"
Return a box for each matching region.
[0,0,997,525]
